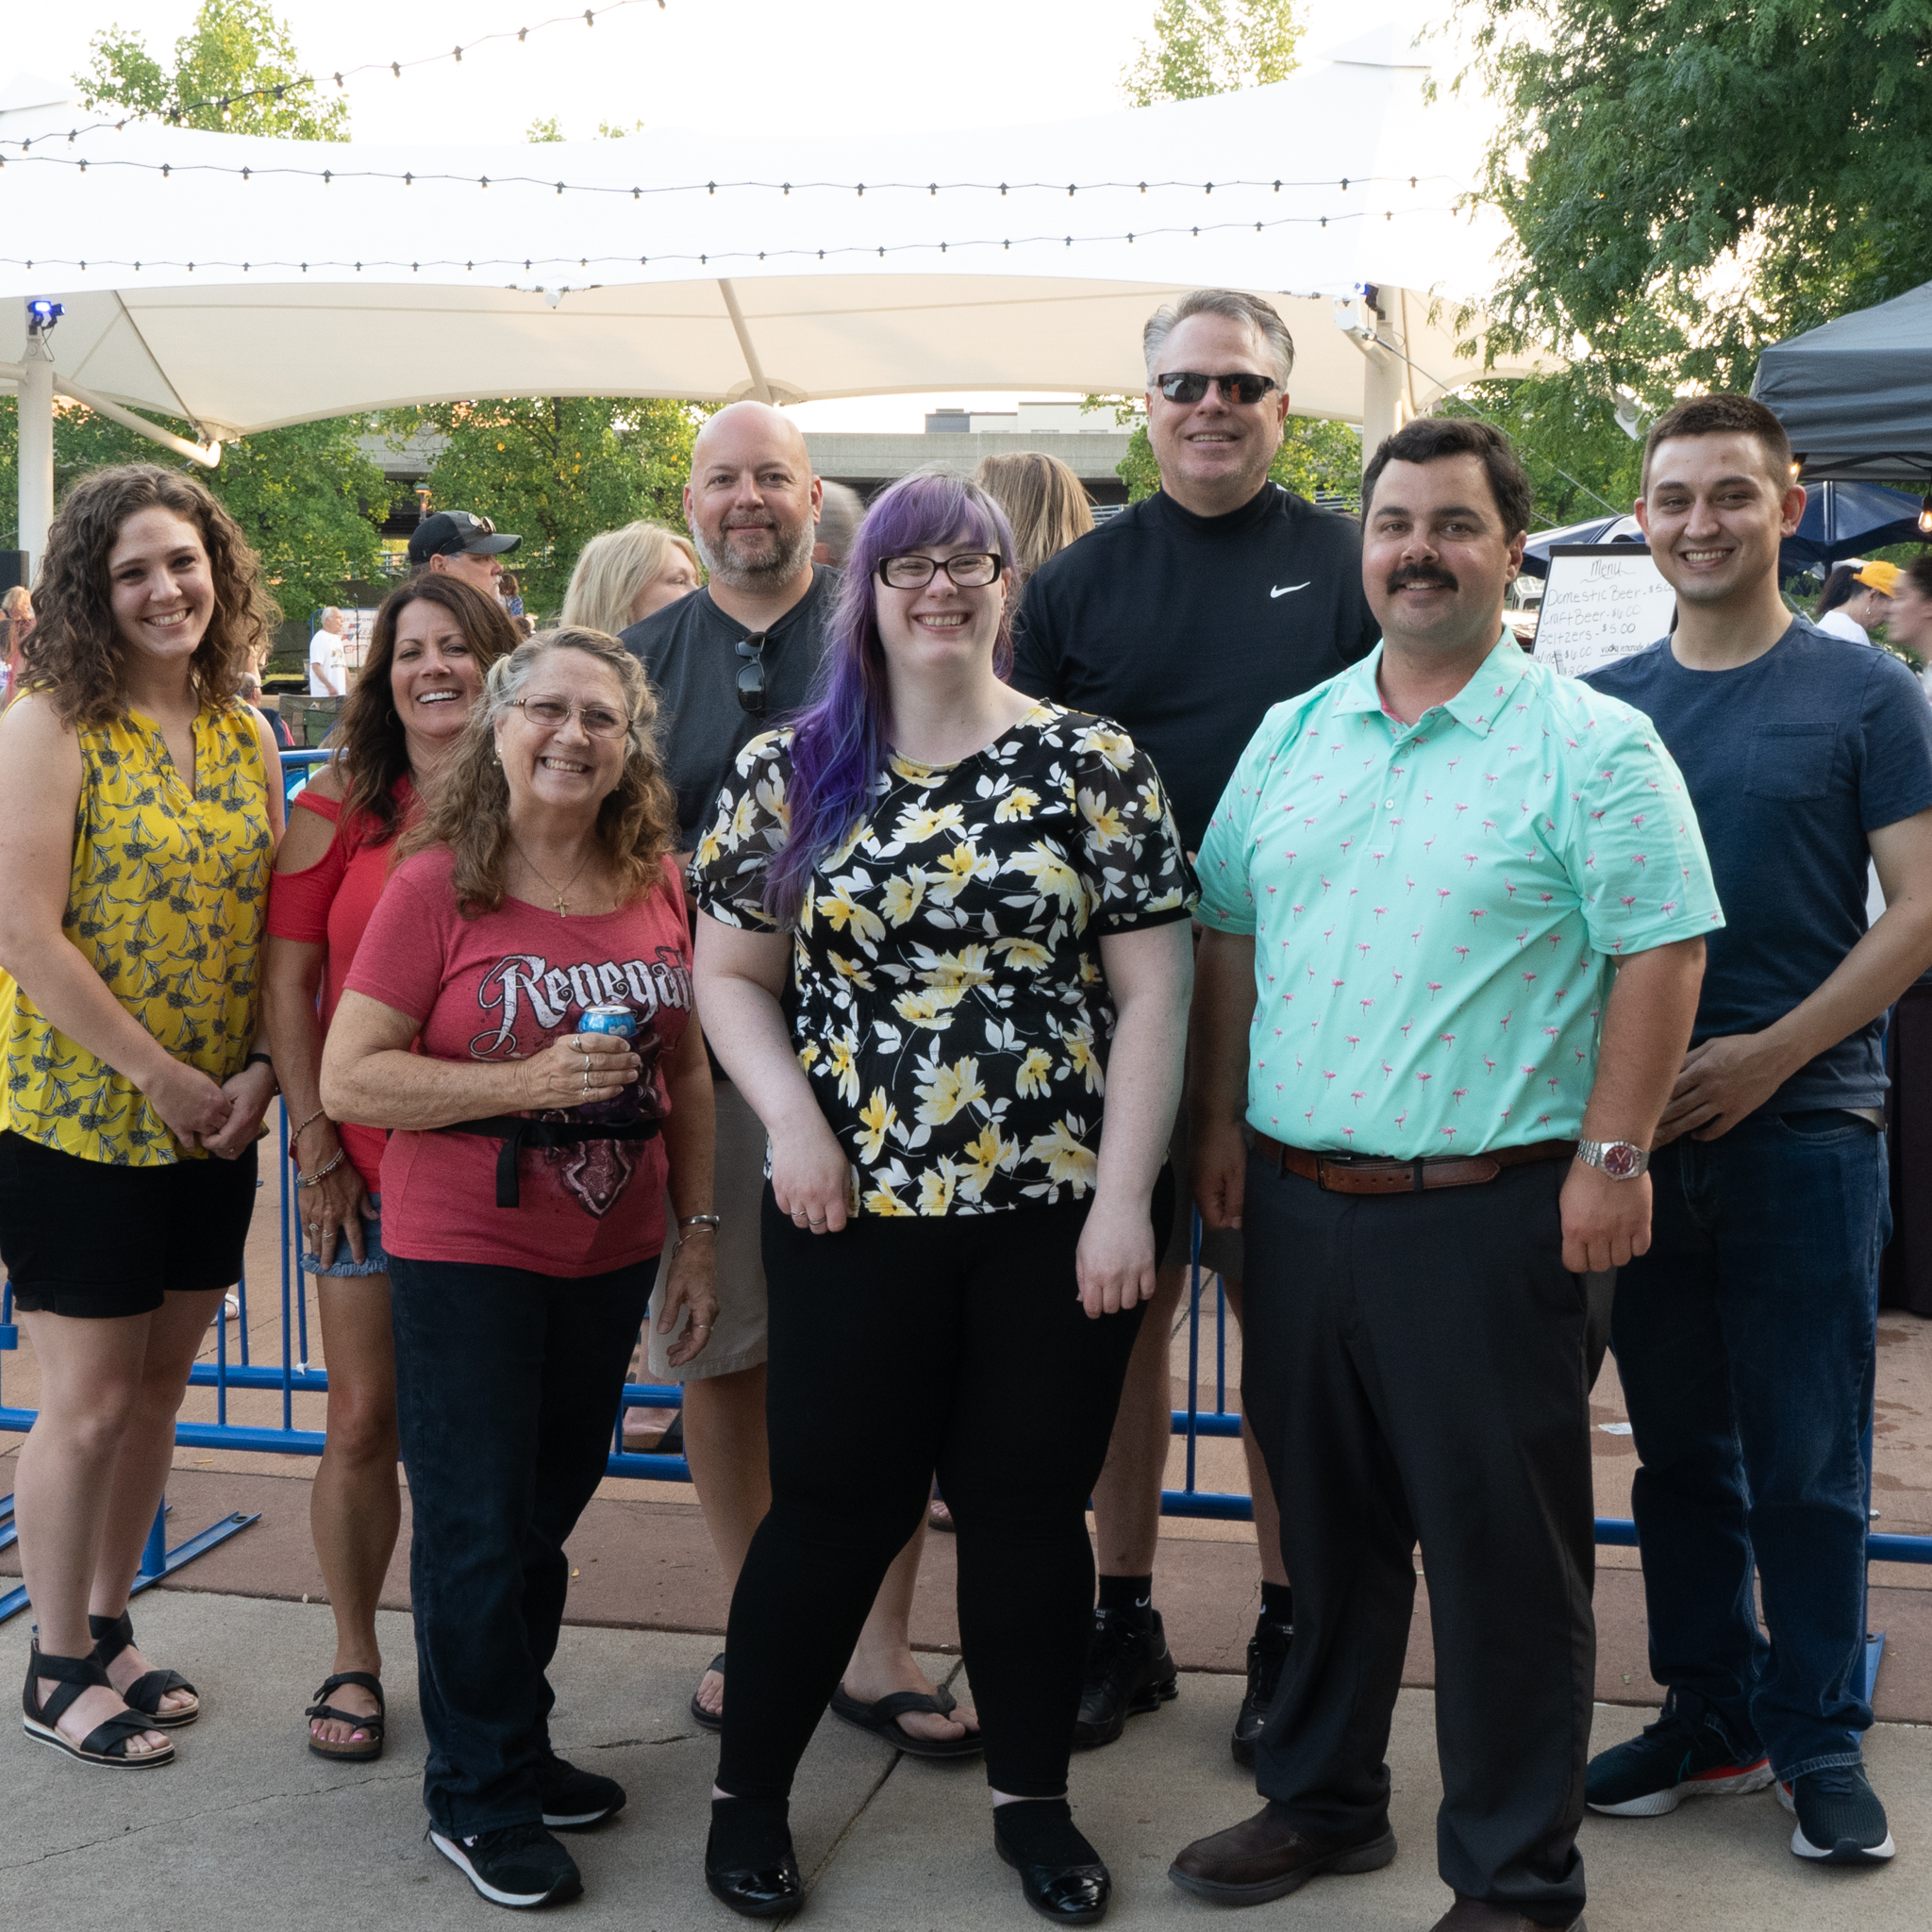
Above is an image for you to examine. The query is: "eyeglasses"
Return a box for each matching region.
[1154,371,1281,408]
[511,694,627,739]
[736,633,769,717]
[875,551,1004,590]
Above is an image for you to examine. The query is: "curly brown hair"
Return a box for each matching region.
[416,627,678,918]
[330,575,521,846]
[28,464,279,728]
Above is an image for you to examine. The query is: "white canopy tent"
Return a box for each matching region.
[0,27,1546,570]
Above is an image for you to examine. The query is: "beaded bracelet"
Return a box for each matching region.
[288,1107,328,1143]
[294,1147,347,1189]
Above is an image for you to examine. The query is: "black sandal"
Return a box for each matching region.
[828,1682,984,1760]
[691,1652,726,1735]
[89,1610,200,1728]
[305,1671,386,1761]
[22,1634,175,1769]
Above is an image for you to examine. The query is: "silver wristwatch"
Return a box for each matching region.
[1576,1140,1649,1181]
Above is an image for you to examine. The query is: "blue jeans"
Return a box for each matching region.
[1612,1111,1888,1781]
[389,1252,654,1834]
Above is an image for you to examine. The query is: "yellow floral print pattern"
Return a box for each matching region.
[693,704,1195,1215]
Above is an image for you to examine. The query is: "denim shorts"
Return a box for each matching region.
[298,1194,390,1278]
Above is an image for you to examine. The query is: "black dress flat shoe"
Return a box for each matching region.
[704,1840,804,1919]
[993,1802,1111,1925]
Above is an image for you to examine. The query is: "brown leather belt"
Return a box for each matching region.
[1255,1133,1577,1196]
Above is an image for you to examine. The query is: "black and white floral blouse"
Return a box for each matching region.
[692,703,1197,1217]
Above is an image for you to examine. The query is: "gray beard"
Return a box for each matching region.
[691,517,815,592]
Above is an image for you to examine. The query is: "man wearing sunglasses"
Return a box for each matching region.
[618,402,973,1760]
[1012,289,1382,1770]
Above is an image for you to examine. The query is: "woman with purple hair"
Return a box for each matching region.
[691,472,1196,1922]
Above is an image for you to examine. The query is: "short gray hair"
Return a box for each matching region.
[1143,290,1295,389]
[814,480,864,566]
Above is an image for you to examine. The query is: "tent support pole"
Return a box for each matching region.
[59,380,222,471]
[16,347,55,579]
[717,279,774,405]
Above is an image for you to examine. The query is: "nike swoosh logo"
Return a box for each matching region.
[1271,582,1311,598]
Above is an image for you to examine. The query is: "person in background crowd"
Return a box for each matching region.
[1883,555,1932,697]
[1812,560,1899,646]
[309,607,347,697]
[1013,288,1380,1766]
[515,614,537,639]
[974,451,1095,589]
[562,521,702,637]
[620,403,971,1756]
[692,471,1194,1923]
[266,575,519,1764]
[500,571,526,619]
[320,628,719,1909]
[2,584,34,708]
[240,669,295,751]
[1171,417,1714,1932]
[1582,395,1932,1868]
[0,464,287,1769]
[408,509,522,597]
[812,479,865,567]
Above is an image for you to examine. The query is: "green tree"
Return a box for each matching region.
[1122,0,1304,104]
[392,399,708,613]
[0,400,390,624]
[1437,375,1643,528]
[1110,409,1361,505]
[1462,1,1932,397]
[77,0,348,138]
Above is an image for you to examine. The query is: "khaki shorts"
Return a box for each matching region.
[1160,1105,1247,1282]
[645,1079,769,1383]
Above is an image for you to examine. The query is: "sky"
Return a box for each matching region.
[4,0,1443,429]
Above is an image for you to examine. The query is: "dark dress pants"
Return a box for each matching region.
[1241,1153,1595,1924]
[389,1252,654,1835]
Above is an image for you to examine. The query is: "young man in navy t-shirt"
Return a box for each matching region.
[1583,394,1932,1868]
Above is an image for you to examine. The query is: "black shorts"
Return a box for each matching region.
[0,1129,259,1319]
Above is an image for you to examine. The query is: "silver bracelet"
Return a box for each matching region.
[677,1214,722,1234]
[294,1147,346,1189]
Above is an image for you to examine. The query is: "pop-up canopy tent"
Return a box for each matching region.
[0,27,1551,571]
[1752,279,1932,485]
[1521,482,1929,578]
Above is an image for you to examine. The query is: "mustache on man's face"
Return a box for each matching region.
[1386,565,1459,594]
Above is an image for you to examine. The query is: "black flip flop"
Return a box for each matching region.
[691,1652,726,1734]
[306,1671,386,1761]
[829,1682,984,1760]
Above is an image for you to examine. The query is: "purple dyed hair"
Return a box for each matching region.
[764,471,1018,923]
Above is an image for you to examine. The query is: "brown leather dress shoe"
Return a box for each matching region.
[1429,1893,1586,1931]
[1169,1803,1396,1906]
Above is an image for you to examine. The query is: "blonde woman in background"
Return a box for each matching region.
[2,584,34,708]
[974,452,1095,589]
[562,522,702,638]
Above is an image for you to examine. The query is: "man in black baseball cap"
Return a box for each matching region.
[408,509,521,594]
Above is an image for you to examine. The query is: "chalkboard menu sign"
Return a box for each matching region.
[1531,544,1677,680]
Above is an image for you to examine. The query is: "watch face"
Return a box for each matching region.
[1601,1142,1642,1180]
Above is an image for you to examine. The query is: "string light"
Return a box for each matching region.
[0,137,1444,207]
[0,203,1455,280]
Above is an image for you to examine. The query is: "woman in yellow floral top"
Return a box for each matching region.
[691,473,1194,1923]
[0,467,285,1770]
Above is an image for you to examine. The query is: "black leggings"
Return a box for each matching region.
[717,1174,1171,1799]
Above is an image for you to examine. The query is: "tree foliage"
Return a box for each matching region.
[1437,376,1643,528]
[1122,0,1305,104]
[389,399,708,612]
[1463,1,1932,396]
[77,0,348,139]
[1111,412,1361,506]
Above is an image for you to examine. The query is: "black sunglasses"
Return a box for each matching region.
[736,633,769,716]
[1155,370,1281,408]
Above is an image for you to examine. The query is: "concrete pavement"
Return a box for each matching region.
[2,1591,1926,1932]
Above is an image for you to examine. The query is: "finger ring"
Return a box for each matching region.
[808,1217,827,1228]
[307,1222,320,1235]
[692,1322,710,1331]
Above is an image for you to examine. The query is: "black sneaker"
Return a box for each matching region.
[1072,1607,1178,1750]
[538,1757,626,1831]
[1230,1617,1293,1768]
[1586,1708,1773,1817]
[1778,1766,1895,1863]
[429,1822,584,1907]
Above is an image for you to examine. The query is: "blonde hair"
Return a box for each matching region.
[417,627,677,917]
[974,452,1095,584]
[561,523,702,637]
[2,586,30,621]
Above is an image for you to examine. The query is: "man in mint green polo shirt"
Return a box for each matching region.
[1169,419,1721,1932]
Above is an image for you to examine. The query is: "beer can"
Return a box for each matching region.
[578,1004,638,1041]
[575,1004,641,1121]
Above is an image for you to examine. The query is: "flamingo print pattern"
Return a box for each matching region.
[0,700,273,1165]
[693,705,1196,1216]
[1193,637,1722,1157]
